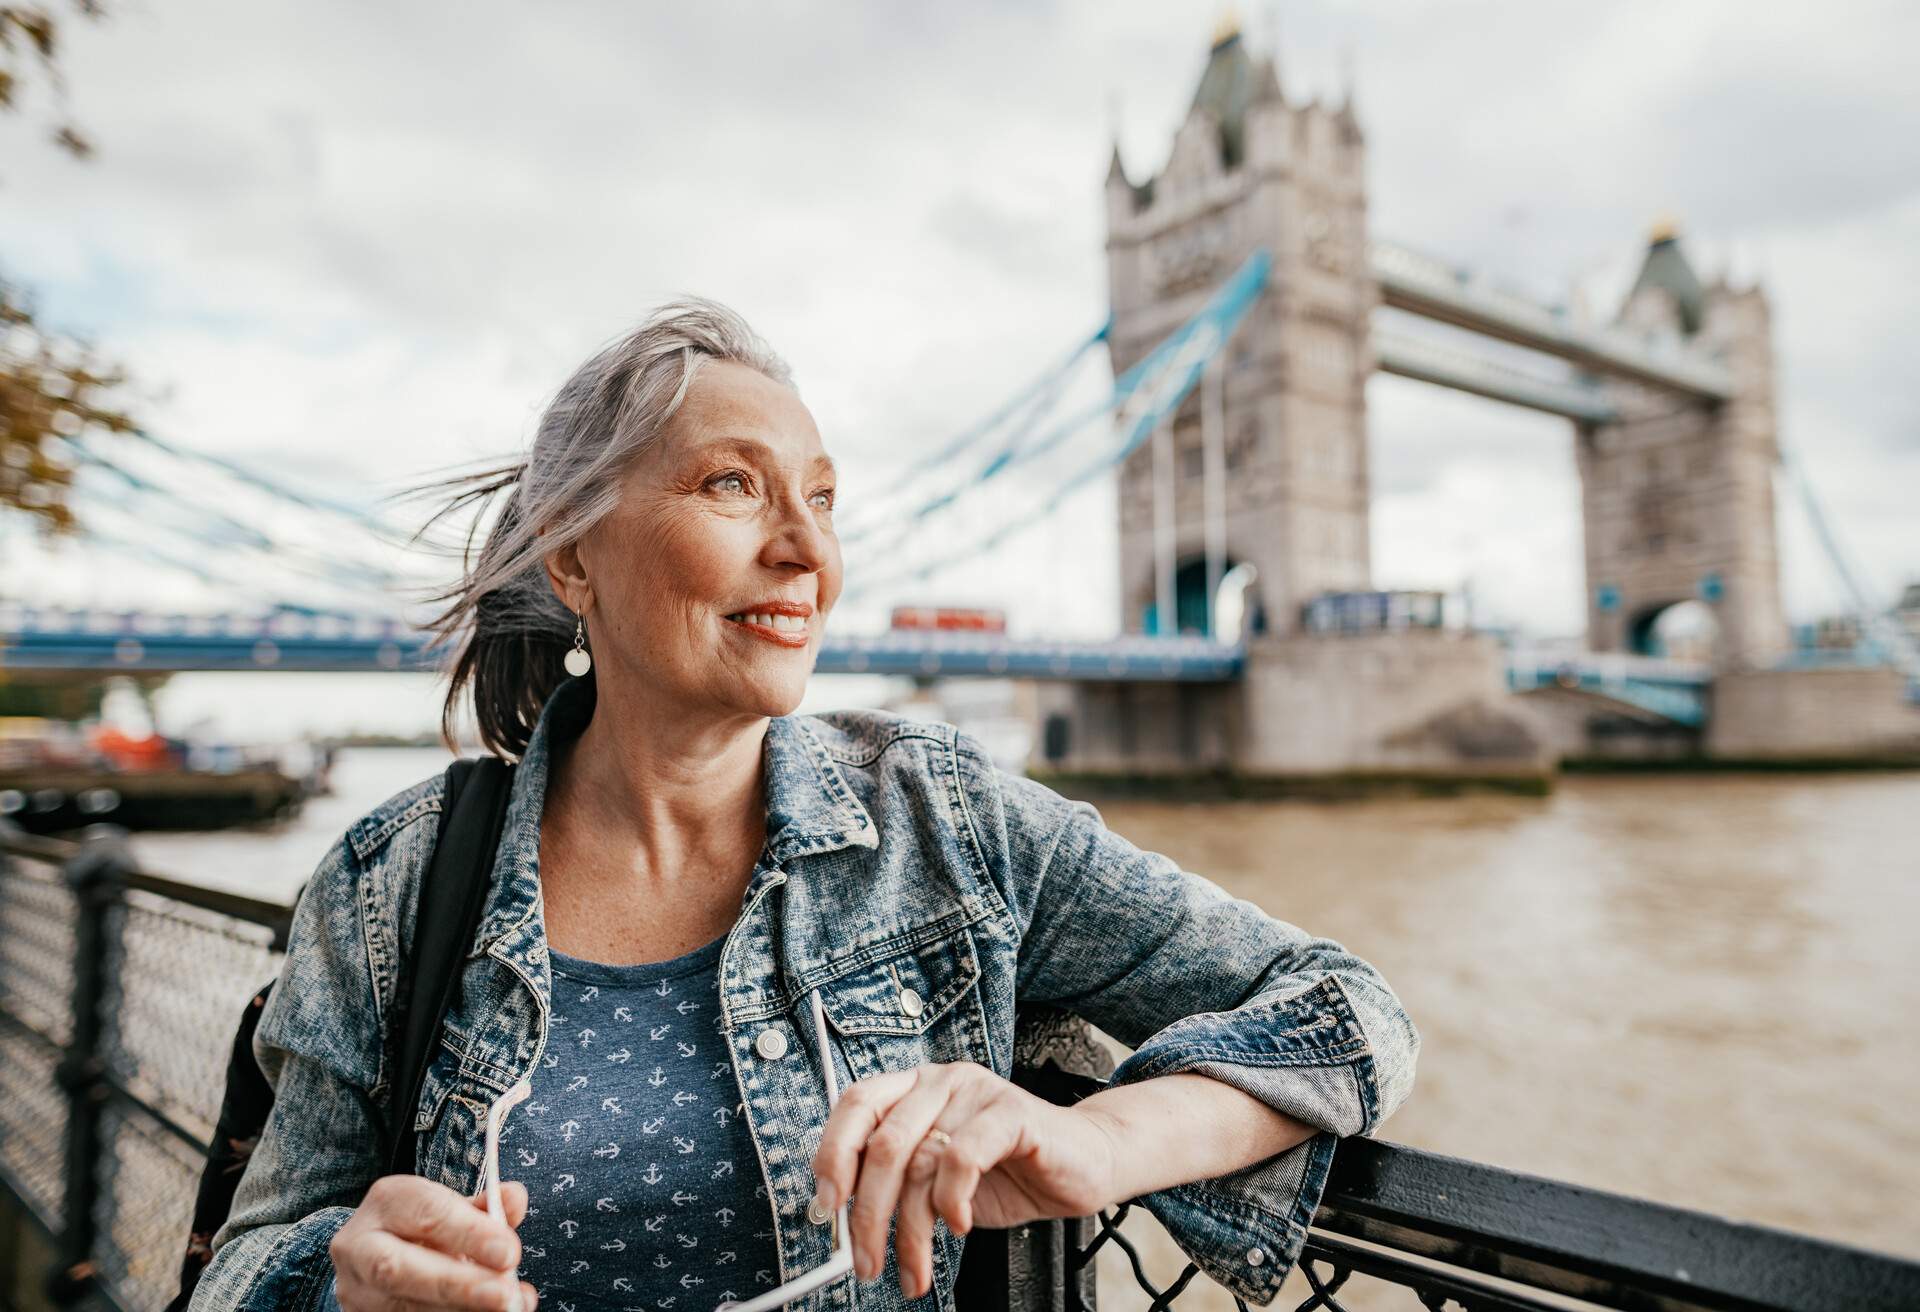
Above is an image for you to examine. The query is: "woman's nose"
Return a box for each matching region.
[765,492,834,575]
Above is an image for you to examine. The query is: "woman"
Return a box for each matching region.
[192,299,1419,1312]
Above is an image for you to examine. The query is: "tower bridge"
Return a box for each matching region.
[6,22,1917,782]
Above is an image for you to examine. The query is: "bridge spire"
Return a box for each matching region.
[1211,6,1241,48]
[1623,215,1706,336]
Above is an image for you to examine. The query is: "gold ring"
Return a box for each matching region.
[925,1128,953,1148]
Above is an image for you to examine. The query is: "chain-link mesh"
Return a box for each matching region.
[93,1101,207,1312]
[0,854,80,1047]
[0,1018,69,1227]
[99,889,282,1146]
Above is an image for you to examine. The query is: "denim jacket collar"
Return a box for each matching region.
[471,674,879,955]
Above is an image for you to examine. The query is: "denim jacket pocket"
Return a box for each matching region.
[817,927,992,1076]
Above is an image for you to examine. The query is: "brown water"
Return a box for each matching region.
[1085,773,1920,1308]
[130,753,1920,1307]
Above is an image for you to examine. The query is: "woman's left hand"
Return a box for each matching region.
[808,1060,1121,1300]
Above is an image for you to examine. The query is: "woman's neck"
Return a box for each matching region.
[547,684,771,896]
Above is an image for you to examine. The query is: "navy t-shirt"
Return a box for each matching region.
[508,932,783,1309]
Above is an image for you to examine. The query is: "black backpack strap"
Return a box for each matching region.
[385,755,515,1178]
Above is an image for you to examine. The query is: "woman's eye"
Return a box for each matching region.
[711,472,748,494]
[811,489,835,510]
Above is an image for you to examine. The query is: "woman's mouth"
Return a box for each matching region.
[723,611,810,648]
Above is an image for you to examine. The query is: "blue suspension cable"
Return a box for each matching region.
[842,249,1271,604]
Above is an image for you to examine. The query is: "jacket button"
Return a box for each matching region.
[1246,1246,1265,1266]
[898,987,924,1018]
[755,1028,789,1060]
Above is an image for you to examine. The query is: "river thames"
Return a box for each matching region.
[130,748,1920,1309]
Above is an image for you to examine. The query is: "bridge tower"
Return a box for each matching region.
[1581,223,1787,670]
[1106,20,1373,638]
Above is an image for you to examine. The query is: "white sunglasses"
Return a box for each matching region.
[480,986,856,1312]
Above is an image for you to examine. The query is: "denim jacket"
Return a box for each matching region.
[193,674,1418,1311]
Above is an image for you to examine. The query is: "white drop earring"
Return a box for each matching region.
[564,610,592,676]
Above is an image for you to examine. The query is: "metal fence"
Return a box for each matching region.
[4,821,1919,1312]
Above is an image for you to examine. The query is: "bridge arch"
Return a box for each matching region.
[1131,554,1262,638]
[1627,598,1718,662]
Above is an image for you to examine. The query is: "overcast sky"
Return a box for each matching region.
[3,0,1915,737]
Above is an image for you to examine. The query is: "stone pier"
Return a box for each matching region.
[1027,631,1550,794]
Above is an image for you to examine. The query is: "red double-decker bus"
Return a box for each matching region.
[889,605,1006,633]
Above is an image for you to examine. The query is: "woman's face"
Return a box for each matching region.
[562,359,841,724]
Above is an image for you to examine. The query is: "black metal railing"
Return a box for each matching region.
[4,821,1918,1312]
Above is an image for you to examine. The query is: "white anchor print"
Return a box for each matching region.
[519,961,783,1303]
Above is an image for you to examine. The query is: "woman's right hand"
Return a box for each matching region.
[329,1174,538,1311]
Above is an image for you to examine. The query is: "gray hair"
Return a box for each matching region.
[403,296,796,758]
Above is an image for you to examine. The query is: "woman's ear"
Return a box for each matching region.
[540,529,593,617]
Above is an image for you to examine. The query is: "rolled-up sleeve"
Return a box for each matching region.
[961,743,1420,1305]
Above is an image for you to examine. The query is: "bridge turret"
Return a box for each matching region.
[1107,20,1375,640]
[1581,219,1786,671]
[1105,141,1142,226]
